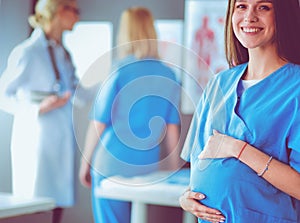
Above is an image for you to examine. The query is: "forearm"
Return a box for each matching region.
[202,131,300,200]
[161,124,182,170]
[81,121,106,163]
[238,143,300,200]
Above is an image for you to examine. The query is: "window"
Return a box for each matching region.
[63,21,113,86]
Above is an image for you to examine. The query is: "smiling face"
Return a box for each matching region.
[232,0,276,50]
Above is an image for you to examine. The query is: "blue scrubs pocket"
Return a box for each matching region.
[197,209,298,223]
[235,208,298,223]
[228,179,298,223]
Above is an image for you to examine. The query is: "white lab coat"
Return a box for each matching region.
[0,28,78,207]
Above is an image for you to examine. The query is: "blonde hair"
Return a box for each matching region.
[28,0,75,28]
[117,7,159,59]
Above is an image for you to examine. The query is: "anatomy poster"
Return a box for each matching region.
[181,0,228,114]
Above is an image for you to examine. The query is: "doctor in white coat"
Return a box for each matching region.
[0,0,80,222]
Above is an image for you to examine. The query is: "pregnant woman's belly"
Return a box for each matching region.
[190,158,298,223]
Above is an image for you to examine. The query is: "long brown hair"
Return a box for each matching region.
[224,0,300,67]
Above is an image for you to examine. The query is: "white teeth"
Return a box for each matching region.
[243,27,260,33]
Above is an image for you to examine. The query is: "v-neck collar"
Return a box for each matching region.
[233,62,290,102]
[228,63,291,143]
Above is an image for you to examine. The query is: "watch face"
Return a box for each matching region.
[53,81,62,93]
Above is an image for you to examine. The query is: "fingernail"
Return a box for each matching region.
[199,194,205,199]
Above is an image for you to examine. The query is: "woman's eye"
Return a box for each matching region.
[258,5,271,11]
[236,4,247,9]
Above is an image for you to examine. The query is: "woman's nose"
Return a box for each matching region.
[244,8,258,23]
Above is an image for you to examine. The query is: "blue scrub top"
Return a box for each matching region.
[90,56,180,177]
[181,63,300,223]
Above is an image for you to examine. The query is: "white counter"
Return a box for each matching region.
[95,168,196,223]
[0,193,55,219]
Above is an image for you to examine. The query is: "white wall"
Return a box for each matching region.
[0,0,32,193]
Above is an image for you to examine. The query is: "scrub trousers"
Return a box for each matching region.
[91,169,131,223]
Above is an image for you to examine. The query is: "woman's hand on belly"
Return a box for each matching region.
[179,188,226,223]
[198,130,243,160]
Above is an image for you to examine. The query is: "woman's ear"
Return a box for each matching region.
[55,5,66,19]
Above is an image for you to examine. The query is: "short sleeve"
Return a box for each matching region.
[287,104,300,173]
[166,104,180,124]
[89,73,119,124]
[180,76,215,162]
[180,89,210,162]
[290,150,300,173]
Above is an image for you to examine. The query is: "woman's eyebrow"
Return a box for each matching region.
[235,0,273,2]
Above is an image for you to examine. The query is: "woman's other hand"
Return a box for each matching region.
[179,188,225,223]
[79,158,92,188]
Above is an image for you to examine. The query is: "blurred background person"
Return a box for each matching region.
[0,0,81,222]
[79,7,182,223]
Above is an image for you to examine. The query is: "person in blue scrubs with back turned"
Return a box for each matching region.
[179,0,300,222]
[79,7,181,223]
